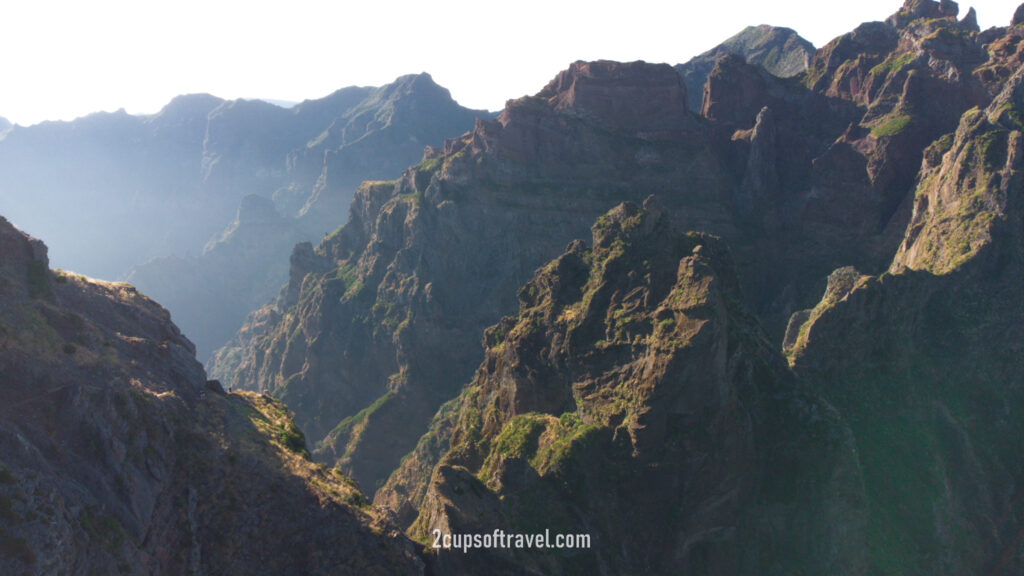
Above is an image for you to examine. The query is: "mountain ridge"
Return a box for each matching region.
[0,216,426,575]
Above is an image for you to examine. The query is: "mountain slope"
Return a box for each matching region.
[0,216,424,575]
[675,25,815,111]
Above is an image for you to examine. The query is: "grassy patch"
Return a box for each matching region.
[493,415,547,460]
[531,417,600,475]
[871,114,912,139]
[870,52,916,77]
[398,189,422,203]
[279,422,307,455]
[327,391,396,442]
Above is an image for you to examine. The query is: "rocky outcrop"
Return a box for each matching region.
[384,201,864,575]
[893,65,1024,273]
[676,25,815,111]
[536,60,693,135]
[0,216,424,575]
[736,106,779,219]
[885,0,960,28]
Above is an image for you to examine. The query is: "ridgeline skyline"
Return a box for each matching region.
[2,0,1019,126]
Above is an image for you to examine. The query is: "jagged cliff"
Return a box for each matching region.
[0,217,424,575]
[380,200,864,575]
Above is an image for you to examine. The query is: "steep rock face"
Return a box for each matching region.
[675,25,815,111]
[0,217,424,575]
[386,202,864,575]
[806,0,989,201]
[536,60,693,134]
[698,53,883,332]
[208,61,739,493]
[210,6,1024,491]
[692,0,1019,333]
[784,65,1024,575]
[893,64,1024,273]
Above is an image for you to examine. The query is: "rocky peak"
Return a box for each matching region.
[675,25,815,111]
[147,93,224,126]
[1015,3,1024,26]
[389,72,447,97]
[534,60,691,134]
[960,6,979,32]
[805,21,899,94]
[886,0,960,28]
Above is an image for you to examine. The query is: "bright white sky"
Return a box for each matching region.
[1,0,1020,126]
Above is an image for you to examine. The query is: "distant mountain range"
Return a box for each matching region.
[0,73,487,359]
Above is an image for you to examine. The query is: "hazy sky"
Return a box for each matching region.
[1,0,1020,125]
